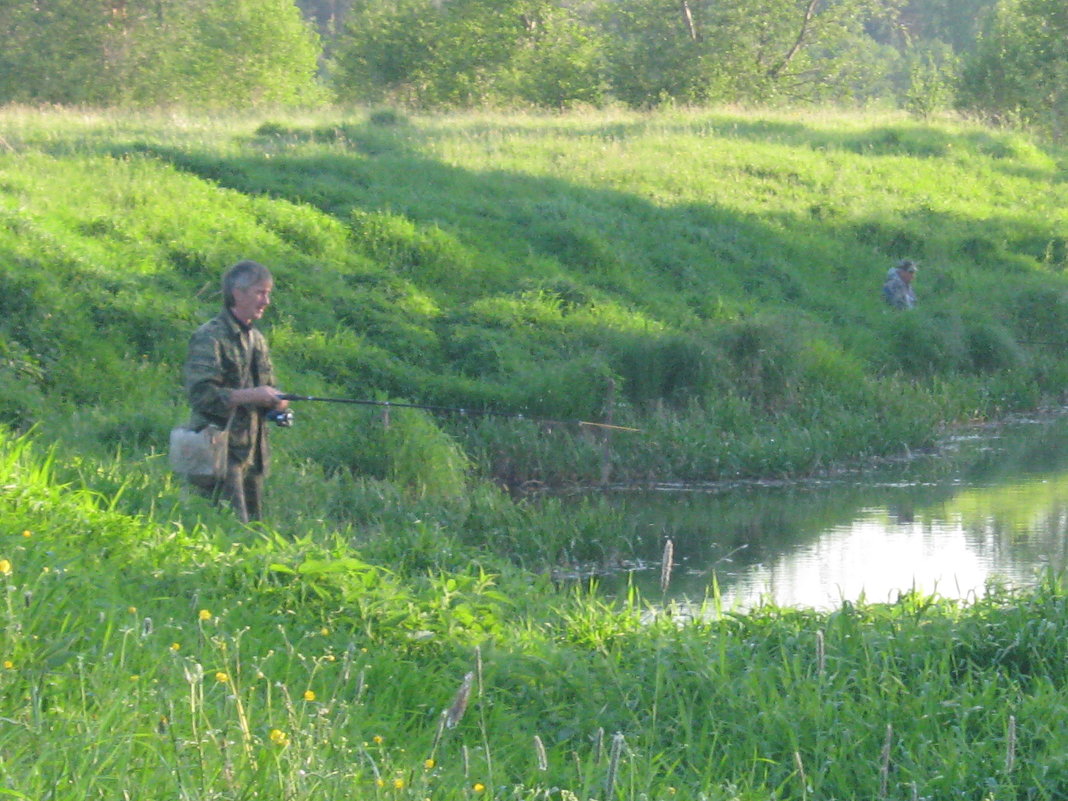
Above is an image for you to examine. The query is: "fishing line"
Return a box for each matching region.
[279,394,642,432]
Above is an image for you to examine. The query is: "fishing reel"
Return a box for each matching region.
[265,408,294,428]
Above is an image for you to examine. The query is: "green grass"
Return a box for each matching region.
[5,427,1068,799]
[2,105,1068,797]
[2,106,1067,501]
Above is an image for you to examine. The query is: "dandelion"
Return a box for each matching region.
[373,735,384,745]
[128,606,138,615]
[3,660,14,669]
[303,690,316,702]
[21,530,30,538]
[424,758,436,769]
[320,627,330,636]
[393,778,405,790]
[215,671,230,684]
[130,675,140,681]
[375,779,385,788]
[170,642,181,651]
[473,783,485,793]
[198,609,212,621]
[269,728,289,746]
[0,559,12,576]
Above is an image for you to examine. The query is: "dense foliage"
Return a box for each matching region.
[8,0,1068,137]
[957,0,1068,133]
[0,0,323,107]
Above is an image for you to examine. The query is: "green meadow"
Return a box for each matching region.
[2,106,1068,798]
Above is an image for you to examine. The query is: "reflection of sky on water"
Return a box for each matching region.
[718,512,1049,612]
[598,418,1068,611]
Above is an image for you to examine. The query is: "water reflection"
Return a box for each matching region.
[596,416,1068,610]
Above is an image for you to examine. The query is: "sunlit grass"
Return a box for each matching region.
[1,106,1068,796]
[3,423,1068,798]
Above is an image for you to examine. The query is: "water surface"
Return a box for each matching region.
[597,415,1068,610]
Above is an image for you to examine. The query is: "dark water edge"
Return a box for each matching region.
[560,411,1068,610]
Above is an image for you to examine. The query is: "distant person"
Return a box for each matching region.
[882,259,917,310]
[183,260,289,522]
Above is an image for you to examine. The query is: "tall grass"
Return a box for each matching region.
[4,428,1068,798]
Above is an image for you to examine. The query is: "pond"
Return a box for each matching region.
[593,414,1068,611]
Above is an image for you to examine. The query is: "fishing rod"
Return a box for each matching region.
[278,393,642,432]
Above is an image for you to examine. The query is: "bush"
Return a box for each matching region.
[965,317,1026,373]
[712,317,805,413]
[875,311,968,376]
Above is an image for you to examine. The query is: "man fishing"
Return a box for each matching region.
[183,260,289,522]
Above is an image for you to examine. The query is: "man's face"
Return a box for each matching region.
[899,268,915,285]
[231,279,273,324]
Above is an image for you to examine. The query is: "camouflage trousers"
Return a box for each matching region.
[188,462,264,523]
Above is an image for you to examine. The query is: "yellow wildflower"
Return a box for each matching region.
[21,530,30,538]
[269,729,289,746]
[0,559,12,576]
[393,778,405,789]
[320,627,330,636]
[303,690,316,702]
[198,609,212,621]
[375,779,385,788]
[170,642,181,651]
[128,606,137,615]
[473,783,486,793]
[215,671,229,684]
[3,660,13,669]
[424,758,436,769]
[373,735,384,744]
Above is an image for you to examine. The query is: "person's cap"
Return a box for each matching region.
[896,259,917,272]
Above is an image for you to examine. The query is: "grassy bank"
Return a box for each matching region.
[2,106,1067,503]
[2,106,1068,798]
[3,428,1068,799]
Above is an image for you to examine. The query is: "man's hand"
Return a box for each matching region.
[229,386,289,410]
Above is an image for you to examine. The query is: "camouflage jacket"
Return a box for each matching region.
[183,310,277,474]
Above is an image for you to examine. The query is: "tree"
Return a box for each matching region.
[0,0,123,104]
[332,0,603,107]
[0,0,324,107]
[595,0,895,106]
[958,0,1068,136]
[131,0,326,106]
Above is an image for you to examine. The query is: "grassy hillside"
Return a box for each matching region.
[2,106,1068,799]
[2,107,1067,500]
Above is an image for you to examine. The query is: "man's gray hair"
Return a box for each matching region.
[222,260,273,307]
